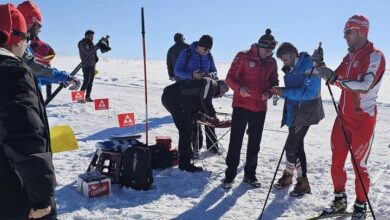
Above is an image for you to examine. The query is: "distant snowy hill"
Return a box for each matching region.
[48,56,390,219]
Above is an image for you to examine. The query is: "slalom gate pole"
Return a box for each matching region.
[141,7,149,145]
[326,83,375,219]
[259,42,322,218]
[45,35,110,106]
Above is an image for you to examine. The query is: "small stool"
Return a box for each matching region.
[87,147,122,183]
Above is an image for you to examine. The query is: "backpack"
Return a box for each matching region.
[120,146,153,190]
[149,143,178,169]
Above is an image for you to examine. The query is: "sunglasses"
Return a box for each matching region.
[344,28,358,35]
[11,29,29,40]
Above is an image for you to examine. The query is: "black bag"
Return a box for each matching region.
[120,146,153,190]
[149,143,174,169]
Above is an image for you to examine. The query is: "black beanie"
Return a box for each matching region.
[258,29,277,49]
[198,35,213,49]
[174,33,184,43]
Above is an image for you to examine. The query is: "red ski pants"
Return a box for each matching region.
[330,115,375,203]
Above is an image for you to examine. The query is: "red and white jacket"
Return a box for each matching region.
[226,44,279,112]
[334,41,386,118]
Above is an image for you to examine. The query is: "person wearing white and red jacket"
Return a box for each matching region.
[223,29,279,189]
[315,15,386,219]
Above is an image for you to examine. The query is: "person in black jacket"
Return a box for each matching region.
[161,78,229,172]
[166,33,189,81]
[78,30,99,102]
[0,4,56,220]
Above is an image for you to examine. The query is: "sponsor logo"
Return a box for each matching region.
[249,61,255,67]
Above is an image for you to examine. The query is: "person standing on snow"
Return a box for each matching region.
[174,35,220,155]
[0,4,57,219]
[166,33,189,81]
[17,1,80,93]
[315,15,386,219]
[272,42,324,197]
[222,29,279,189]
[161,78,229,173]
[78,29,99,102]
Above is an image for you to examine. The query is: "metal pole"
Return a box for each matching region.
[141,7,149,145]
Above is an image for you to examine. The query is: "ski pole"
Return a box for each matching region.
[45,35,110,106]
[326,82,376,219]
[260,42,322,219]
[141,7,149,145]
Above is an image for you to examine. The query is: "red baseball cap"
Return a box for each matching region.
[0,4,28,46]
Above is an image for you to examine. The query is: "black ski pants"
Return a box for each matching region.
[225,107,266,181]
[285,125,310,178]
[80,65,95,98]
[161,91,192,167]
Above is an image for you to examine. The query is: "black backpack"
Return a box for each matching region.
[120,146,153,190]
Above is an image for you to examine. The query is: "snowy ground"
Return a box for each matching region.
[49,56,390,220]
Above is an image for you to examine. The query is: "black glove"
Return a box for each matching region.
[98,38,111,53]
[311,44,325,67]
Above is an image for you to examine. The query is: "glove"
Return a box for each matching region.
[315,67,338,83]
[67,76,81,90]
[311,48,325,67]
[97,38,111,53]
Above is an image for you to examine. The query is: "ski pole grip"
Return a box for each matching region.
[141,7,145,34]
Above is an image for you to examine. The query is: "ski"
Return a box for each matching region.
[306,211,352,220]
[109,134,142,141]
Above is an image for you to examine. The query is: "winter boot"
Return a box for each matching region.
[319,191,348,217]
[222,178,234,190]
[274,170,293,189]
[179,164,203,173]
[351,200,367,220]
[85,96,94,102]
[289,177,311,197]
[243,176,261,188]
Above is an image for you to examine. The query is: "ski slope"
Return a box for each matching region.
[49,56,390,220]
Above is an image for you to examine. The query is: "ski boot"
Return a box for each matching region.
[274,170,293,189]
[351,200,367,220]
[289,177,311,197]
[319,191,348,217]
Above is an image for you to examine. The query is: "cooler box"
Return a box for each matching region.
[77,171,111,198]
[155,136,172,150]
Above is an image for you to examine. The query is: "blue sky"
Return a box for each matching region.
[7,0,390,67]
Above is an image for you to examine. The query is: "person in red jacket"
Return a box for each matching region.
[223,29,279,189]
[30,37,56,97]
[315,15,386,219]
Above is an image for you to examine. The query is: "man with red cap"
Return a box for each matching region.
[0,3,57,220]
[30,37,56,98]
[315,15,386,219]
[17,0,80,97]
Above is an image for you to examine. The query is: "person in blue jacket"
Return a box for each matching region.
[272,42,324,197]
[174,35,219,156]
